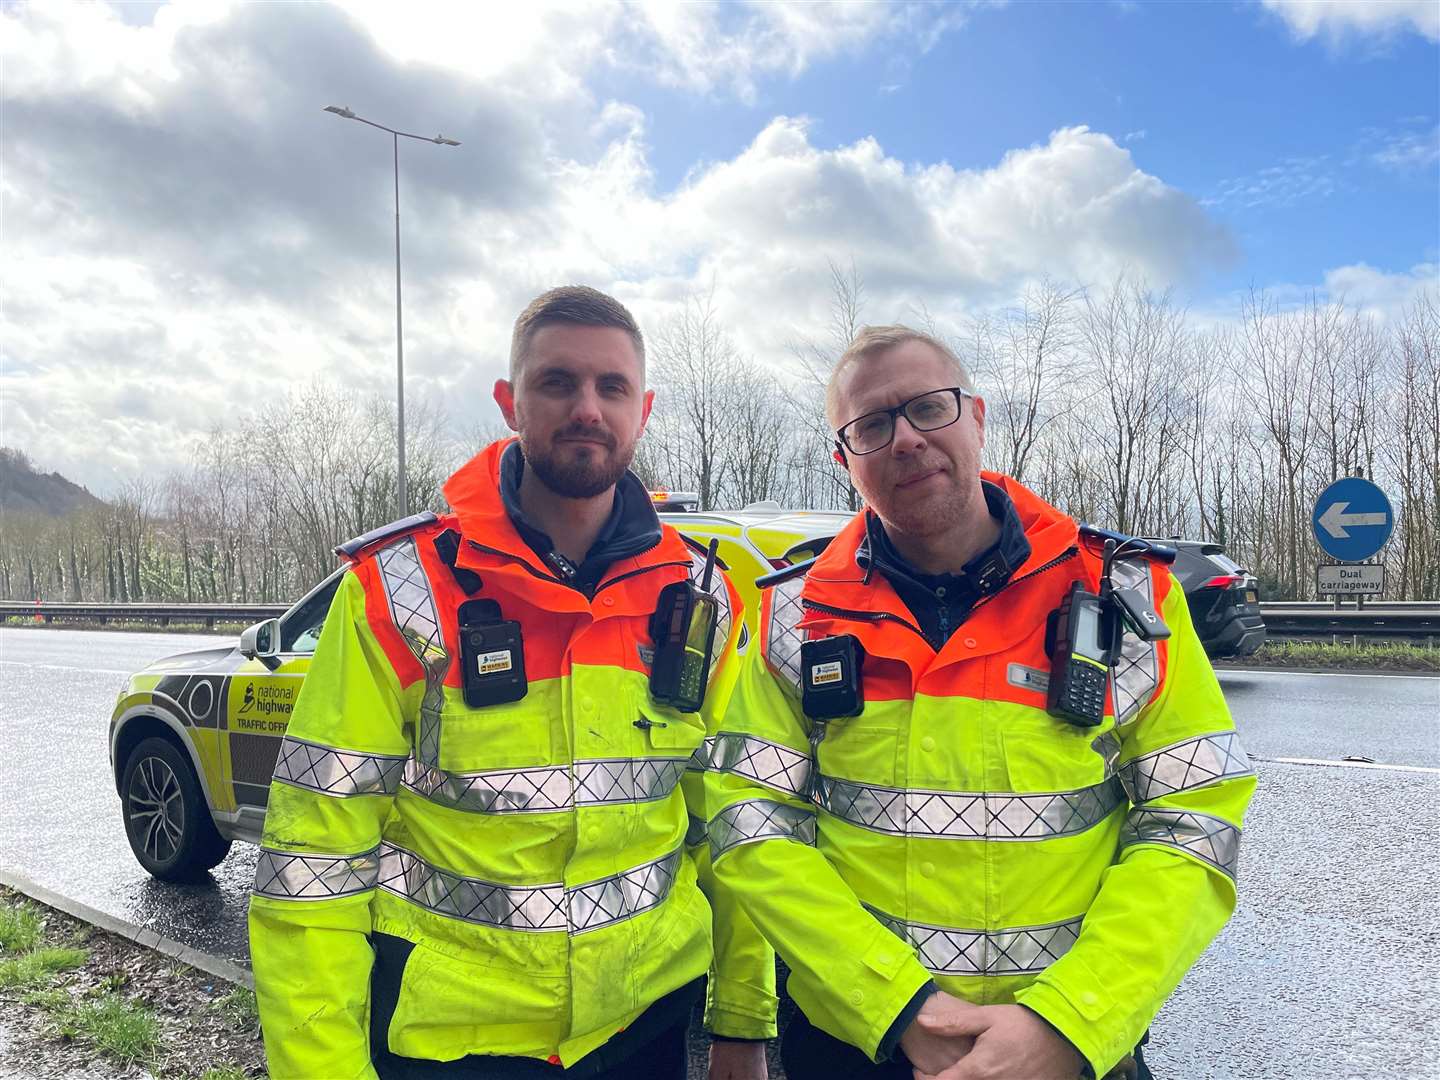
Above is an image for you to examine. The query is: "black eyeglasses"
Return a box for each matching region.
[835,386,974,455]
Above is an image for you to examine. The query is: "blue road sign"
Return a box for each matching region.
[1312,477,1394,562]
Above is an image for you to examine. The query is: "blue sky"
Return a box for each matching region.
[1,0,1436,491]
[611,1,1437,299]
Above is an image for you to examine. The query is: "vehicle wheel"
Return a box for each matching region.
[121,736,231,881]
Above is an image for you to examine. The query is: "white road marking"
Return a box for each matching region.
[0,661,131,675]
[1254,755,1440,775]
[1219,668,1438,681]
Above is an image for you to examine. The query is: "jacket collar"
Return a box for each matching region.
[804,471,1079,616]
[442,438,679,587]
[858,480,1032,598]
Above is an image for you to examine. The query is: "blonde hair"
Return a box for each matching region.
[825,325,972,428]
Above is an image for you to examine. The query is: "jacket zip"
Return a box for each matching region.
[965,546,1079,618]
[594,554,689,595]
[802,599,928,642]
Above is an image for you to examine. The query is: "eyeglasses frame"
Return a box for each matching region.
[833,385,975,456]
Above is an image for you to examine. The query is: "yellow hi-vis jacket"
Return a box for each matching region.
[704,474,1255,1077]
[248,441,775,1079]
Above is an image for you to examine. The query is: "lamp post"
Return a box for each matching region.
[323,105,460,517]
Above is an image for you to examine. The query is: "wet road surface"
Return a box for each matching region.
[0,627,259,967]
[1,627,1436,1077]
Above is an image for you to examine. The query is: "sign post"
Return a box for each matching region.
[1312,478,1395,614]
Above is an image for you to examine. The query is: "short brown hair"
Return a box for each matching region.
[825,324,973,427]
[509,286,645,382]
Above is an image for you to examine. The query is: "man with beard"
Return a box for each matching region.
[705,327,1253,1080]
[250,287,773,1080]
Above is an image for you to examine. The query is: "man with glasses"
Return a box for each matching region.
[704,326,1253,1080]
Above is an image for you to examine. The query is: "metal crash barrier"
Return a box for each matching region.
[1,600,1437,643]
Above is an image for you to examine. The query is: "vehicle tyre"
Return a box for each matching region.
[121,736,231,881]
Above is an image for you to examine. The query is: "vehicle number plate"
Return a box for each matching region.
[1245,590,1257,603]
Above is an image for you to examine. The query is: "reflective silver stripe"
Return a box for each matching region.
[1119,808,1241,878]
[376,538,448,766]
[376,843,681,934]
[702,732,812,797]
[568,848,683,934]
[709,799,816,862]
[574,757,688,805]
[1110,559,1159,724]
[402,756,687,813]
[272,736,407,797]
[378,842,568,931]
[404,758,572,813]
[253,846,379,900]
[688,548,734,675]
[763,576,807,695]
[1118,732,1254,804]
[814,774,1124,840]
[1091,729,1123,775]
[868,906,1083,976]
[685,813,707,847]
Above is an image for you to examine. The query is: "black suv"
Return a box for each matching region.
[1159,540,1265,659]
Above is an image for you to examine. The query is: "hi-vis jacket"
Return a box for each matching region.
[248,440,774,1080]
[704,473,1255,1078]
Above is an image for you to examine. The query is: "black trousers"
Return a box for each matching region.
[374,1020,688,1080]
[368,933,698,1080]
[780,1009,1154,1080]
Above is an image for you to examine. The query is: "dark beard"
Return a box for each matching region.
[522,428,633,499]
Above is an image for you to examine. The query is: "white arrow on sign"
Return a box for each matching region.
[1318,501,1388,539]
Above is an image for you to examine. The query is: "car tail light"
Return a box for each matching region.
[768,558,789,570]
[1201,574,1246,589]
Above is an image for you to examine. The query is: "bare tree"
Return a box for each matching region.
[972,278,1084,483]
[650,290,742,510]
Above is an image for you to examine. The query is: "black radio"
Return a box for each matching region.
[649,539,720,714]
[1045,536,1174,727]
[1045,581,1111,727]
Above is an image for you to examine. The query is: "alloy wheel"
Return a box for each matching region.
[127,755,185,864]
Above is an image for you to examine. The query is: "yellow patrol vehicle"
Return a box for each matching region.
[107,501,850,880]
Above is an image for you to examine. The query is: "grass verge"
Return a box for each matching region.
[1218,639,1438,672]
[0,885,266,1078]
[56,992,163,1063]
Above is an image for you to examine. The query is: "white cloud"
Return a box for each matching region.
[1322,262,1440,320]
[1261,0,1439,43]
[1371,125,1440,171]
[0,1,1230,495]
[1196,261,1440,331]
[325,0,985,106]
[1205,153,1337,209]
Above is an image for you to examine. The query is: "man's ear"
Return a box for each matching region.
[972,394,987,448]
[638,388,655,435]
[493,379,519,432]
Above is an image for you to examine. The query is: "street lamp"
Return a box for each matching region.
[323,105,461,517]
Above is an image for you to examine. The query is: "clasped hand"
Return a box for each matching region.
[899,992,1085,1080]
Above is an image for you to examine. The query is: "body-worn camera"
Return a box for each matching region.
[800,635,865,721]
[649,539,721,714]
[458,599,528,708]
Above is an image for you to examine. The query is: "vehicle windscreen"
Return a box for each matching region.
[281,575,343,653]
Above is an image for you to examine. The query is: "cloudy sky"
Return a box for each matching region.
[2,0,1436,495]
